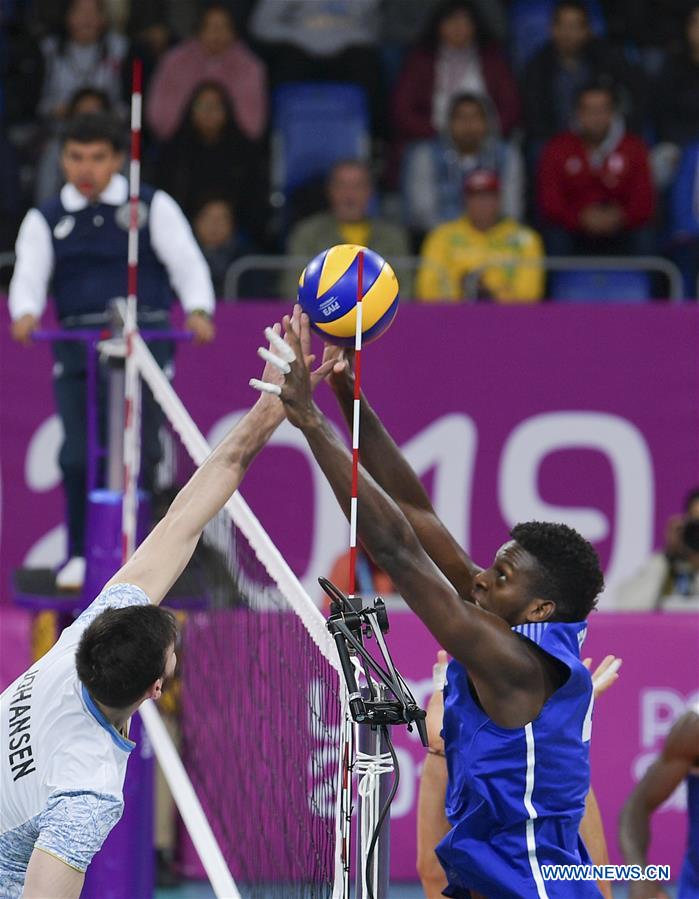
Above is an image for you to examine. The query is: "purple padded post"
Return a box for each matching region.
[81,713,155,899]
[81,489,151,610]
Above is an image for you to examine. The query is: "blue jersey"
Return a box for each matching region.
[38,185,172,321]
[437,620,600,899]
[679,762,699,898]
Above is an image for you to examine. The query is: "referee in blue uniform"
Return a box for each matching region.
[9,114,215,590]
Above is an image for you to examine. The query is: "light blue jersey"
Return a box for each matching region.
[437,620,600,899]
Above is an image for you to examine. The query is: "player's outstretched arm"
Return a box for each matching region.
[106,308,332,606]
[258,317,554,728]
[620,709,698,899]
[323,346,478,598]
[23,849,84,899]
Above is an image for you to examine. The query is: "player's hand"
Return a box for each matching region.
[582,655,622,698]
[185,311,215,344]
[323,345,356,394]
[11,314,38,345]
[629,881,671,899]
[249,311,333,423]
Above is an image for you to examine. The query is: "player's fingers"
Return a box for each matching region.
[310,359,336,382]
[582,658,592,670]
[437,650,448,664]
[249,378,282,396]
[282,315,303,359]
[257,346,291,373]
[266,325,296,363]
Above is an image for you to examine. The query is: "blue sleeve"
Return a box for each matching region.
[34,791,123,872]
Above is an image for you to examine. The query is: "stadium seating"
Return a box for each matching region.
[270,82,370,198]
[550,269,651,303]
[509,0,607,71]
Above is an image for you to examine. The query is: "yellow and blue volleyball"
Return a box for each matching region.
[297,244,399,347]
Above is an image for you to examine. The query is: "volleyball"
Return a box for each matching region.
[296,244,400,347]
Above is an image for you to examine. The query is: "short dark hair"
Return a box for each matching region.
[553,1,589,21]
[685,488,699,513]
[67,87,111,117]
[198,3,235,31]
[76,605,177,708]
[576,78,617,108]
[421,0,486,48]
[327,159,372,183]
[511,521,604,622]
[61,113,125,152]
[448,91,488,120]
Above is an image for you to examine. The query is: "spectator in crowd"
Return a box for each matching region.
[402,91,524,237]
[249,0,383,131]
[620,705,699,899]
[283,159,411,299]
[146,3,266,143]
[0,128,22,255]
[615,488,699,610]
[538,82,655,255]
[416,169,544,302]
[193,196,255,298]
[654,3,699,147]
[392,0,520,175]
[522,1,646,146]
[8,114,215,590]
[0,8,44,128]
[153,82,259,226]
[38,0,127,122]
[668,141,699,296]
[122,3,176,103]
[602,0,698,73]
[35,87,113,203]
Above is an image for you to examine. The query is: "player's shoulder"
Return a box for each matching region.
[75,583,151,629]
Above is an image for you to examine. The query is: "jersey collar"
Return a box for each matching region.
[60,173,129,211]
[81,683,136,753]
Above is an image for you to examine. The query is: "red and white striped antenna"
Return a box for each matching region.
[122,59,143,561]
[347,250,365,596]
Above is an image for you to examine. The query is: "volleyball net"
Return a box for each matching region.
[126,331,351,898]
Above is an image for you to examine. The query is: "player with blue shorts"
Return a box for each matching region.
[254,318,609,898]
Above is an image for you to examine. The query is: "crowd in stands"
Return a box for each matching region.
[2,0,699,300]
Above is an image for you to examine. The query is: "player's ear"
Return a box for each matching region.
[147,678,164,701]
[525,597,555,623]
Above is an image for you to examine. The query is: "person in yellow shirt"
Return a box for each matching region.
[416,169,544,302]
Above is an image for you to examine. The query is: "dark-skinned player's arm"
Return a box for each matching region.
[321,345,478,598]
[263,318,551,729]
[620,708,699,899]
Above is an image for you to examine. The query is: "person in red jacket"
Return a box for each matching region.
[537,81,655,255]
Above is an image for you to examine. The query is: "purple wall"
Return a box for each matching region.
[2,301,698,881]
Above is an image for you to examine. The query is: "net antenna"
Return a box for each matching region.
[330,249,427,899]
[122,58,143,562]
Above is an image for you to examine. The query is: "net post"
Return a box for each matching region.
[355,686,392,899]
[122,57,143,561]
